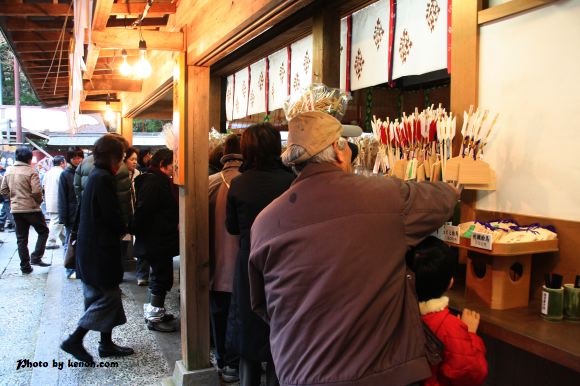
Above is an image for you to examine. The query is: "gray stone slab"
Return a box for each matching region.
[173,361,219,386]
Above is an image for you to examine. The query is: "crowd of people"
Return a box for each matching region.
[0,111,489,385]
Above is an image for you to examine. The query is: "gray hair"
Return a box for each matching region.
[282,137,348,173]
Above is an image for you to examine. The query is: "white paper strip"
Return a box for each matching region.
[225,75,234,121]
[232,68,249,120]
[350,0,390,91]
[268,48,289,111]
[392,0,448,80]
[290,35,313,95]
[340,17,348,91]
[248,59,267,116]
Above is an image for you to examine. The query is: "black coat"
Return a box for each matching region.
[133,168,179,258]
[225,164,294,361]
[58,164,78,228]
[76,166,126,288]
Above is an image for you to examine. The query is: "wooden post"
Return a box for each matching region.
[450,0,483,261]
[121,117,133,146]
[13,56,22,144]
[312,1,340,87]
[179,65,211,371]
[209,75,222,132]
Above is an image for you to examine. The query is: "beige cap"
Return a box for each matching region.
[285,111,342,164]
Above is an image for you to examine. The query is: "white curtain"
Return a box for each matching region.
[248,59,267,115]
[232,68,249,120]
[340,17,348,91]
[268,48,289,111]
[392,0,448,79]
[289,35,313,95]
[350,0,391,91]
[225,75,234,121]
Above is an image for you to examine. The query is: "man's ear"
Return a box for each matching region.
[332,141,347,165]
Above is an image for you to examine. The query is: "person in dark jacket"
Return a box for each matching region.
[74,134,132,230]
[58,147,84,279]
[134,149,179,333]
[226,124,294,386]
[137,148,152,173]
[61,134,134,364]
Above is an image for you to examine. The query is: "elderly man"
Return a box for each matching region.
[248,111,459,386]
[43,156,66,249]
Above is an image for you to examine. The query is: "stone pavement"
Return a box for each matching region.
[0,226,182,386]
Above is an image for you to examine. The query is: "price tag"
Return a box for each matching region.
[541,291,549,315]
[443,225,460,244]
[471,232,493,250]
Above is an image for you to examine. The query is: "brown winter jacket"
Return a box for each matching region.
[0,161,43,213]
[208,155,242,292]
[249,163,458,386]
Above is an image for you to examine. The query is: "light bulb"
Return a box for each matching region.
[120,57,132,77]
[134,50,152,79]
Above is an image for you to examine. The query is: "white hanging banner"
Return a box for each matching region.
[232,68,249,120]
[350,0,391,91]
[268,48,289,111]
[225,75,234,121]
[290,35,313,95]
[340,17,348,91]
[248,59,267,116]
[392,0,448,80]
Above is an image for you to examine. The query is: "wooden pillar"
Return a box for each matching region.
[450,1,483,259]
[121,117,133,146]
[209,75,222,132]
[179,65,211,371]
[312,1,340,87]
[13,57,22,144]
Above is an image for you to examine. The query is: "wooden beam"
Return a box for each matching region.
[90,29,184,51]
[84,44,100,80]
[14,42,67,53]
[80,101,122,113]
[99,49,141,58]
[19,53,57,62]
[180,65,211,371]
[209,76,222,132]
[0,4,71,16]
[106,17,169,28]
[3,18,72,31]
[83,78,142,92]
[312,2,340,87]
[11,31,69,42]
[478,0,558,25]
[93,0,115,31]
[110,3,177,17]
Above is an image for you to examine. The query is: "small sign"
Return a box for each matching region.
[442,225,460,244]
[471,232,493,250]
[541,291,549,315]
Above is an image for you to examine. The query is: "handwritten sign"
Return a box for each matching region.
[471,232,493,250]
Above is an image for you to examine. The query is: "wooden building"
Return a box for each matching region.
[1,1,579,385]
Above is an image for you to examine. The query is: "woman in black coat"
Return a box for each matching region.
[60,134,133,364]
[226,123,294,386]
[133,148,179,333]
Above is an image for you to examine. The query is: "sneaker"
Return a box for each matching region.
[67,272,77,280]
[21,266,33,274]
[146,319,177,333]
[220,366,240,383]
[46,244,60,250]
[31,260,51,267]
[137,279,149,286]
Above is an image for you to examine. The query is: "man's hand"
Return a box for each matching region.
[460,308,481,333]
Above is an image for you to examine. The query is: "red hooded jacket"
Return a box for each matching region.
[421,297,488,386]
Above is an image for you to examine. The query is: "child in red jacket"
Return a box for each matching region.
[408,237,488,386]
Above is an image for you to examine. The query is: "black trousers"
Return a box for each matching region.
[13,212,49,269]
[145,255,174,296]
[0,199,14,227]
[210,291,238,369]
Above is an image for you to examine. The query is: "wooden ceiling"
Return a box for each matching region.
[0,0,176,107]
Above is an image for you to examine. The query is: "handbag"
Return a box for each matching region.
[64,199,82,270]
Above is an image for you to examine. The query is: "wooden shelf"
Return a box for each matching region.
[449,237,558,256]
[448,287,580,373]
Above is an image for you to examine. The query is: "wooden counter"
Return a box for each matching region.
[448,287,580,374]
